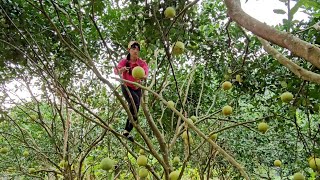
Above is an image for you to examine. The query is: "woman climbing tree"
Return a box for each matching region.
[115,41,149,142]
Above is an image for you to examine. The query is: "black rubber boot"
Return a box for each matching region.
[123,131,134,142]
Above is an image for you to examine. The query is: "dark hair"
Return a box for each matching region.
[126,42,140,75]
[130,42,140,51]
[126,54,132,75]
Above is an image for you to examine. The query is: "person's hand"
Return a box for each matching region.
[119,67,129,74]
[139,75,147,80]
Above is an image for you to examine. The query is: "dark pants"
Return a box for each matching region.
[121,85,142,132]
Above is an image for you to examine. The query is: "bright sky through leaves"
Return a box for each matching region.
[241,0,309,25]
[4,0,309,106]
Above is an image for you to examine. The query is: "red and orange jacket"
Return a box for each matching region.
[114,58,149,90]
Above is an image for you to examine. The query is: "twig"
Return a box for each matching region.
[237,25,250,67]
[112,77,250,179]
[225,18,232,47]
[165,0,201,37]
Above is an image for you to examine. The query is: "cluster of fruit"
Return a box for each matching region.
[221,79,294,134]
[99,149,183,179]
[221,79,315,180]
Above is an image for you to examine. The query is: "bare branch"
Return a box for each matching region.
[259,37,320,84]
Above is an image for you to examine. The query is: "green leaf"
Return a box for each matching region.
[292,20,300,24]
[283,18,289,24]
[273,9,287,14]
[280,81,287,88]
[313,13,320,17]
[303,0,320,9]
[289,0,304,20]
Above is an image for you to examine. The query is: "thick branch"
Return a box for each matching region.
[141,98,170,175]
[259,37,320,84]
[224,0,320,69]
[112,77,250,180]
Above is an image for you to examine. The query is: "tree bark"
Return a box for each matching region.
[259,37,320,84]
[224,0,320,70]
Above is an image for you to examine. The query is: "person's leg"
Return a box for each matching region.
[121,85,133,132]
[121,85,141,141]
[124,88,142,132]
[133,88,142,114]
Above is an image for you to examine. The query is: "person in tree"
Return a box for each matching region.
[114,41,149,142]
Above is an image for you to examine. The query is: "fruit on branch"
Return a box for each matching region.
[274,159,281,167]
[0,147,9,154]
[293,172,305,180]
[164,7,176,18]
[258,122,269,133]
[222,105,232,115]
[210,134,218,141]
[236,74,242,83]
[182,131,189,139]
[132,66,145,79]
[308,157,320,171]
[167,101,175,108]
[280,92,293,103]
[139,167,148,178]
[23,151,29,157]
[172,41,185,55]
[137,155,148,166]
[173,156,180,164]
[100,158,114,171]
[182,131,193,144]
[190,116,197,121]
[222,81,232,90]
[139,149,145,155]
[169,170,180,180]
[28,168,36,174]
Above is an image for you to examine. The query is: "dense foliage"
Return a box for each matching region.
[0,0,320,179]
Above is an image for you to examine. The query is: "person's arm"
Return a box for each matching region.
[140,60,149,79]
[114,60,128,75]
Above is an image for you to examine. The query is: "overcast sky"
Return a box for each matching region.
[240,0,309,25]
